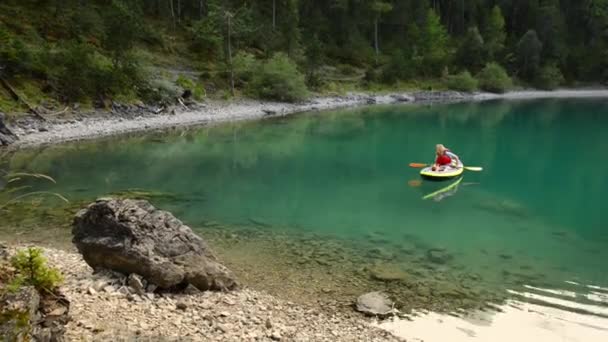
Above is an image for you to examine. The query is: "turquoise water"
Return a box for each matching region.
[4,98,608,307]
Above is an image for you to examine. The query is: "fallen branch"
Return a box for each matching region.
[177,97,188,110]
[0,76,46,121]
[48,106,69,117]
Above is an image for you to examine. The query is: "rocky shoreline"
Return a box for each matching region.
[2,244,403,341]
[3,89,606,149]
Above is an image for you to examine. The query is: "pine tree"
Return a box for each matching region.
[484,5,506,61]
[457,26,486,72]
[420,8,450,76]
[517,30,543,81]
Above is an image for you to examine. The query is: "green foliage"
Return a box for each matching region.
[249,53,308,102]
[1,0,608,103]
[419,9,450,76]
[484,6,506,60]
[9,247,62,293]
[49,42,146,102]
[304,35,324,88]
[457,27,486,72]
[175,75,205,100]
[477,63,512,93]
[446,71,478,92]
[517,30,543,81]
[190,18,223,58]
[535,64,565,90]
[232,52,258,84]
[536,4,566,61]
[103,0,143,63]
[371,1,393,15]
[381,50,415,84]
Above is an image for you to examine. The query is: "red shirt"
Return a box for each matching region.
[436,154,451,165]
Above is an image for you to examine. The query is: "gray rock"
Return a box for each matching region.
[0,112,18,146]
[128,274,146,295]
[146,283,158,293]
[72,198,237,291]
[390,94,414,102]
[355,291,393,316]
[176,301,188,311]
[103,285,116,294]
[117,286,131,296]
[0,286,40,340]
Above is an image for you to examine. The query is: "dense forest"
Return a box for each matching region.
[1,0,607,110]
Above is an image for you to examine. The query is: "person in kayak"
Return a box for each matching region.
[432,144,461,171]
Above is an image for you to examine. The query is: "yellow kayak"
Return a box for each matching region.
[420,161,464,180]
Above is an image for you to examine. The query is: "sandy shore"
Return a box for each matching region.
[7,89,608,149]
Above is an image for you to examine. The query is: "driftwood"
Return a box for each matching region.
[177,97,188,109]
[48,106,69,116]
[0,76,46,121]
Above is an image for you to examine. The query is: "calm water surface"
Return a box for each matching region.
[3,98,608,311]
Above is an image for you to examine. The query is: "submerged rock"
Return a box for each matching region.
[355,291,394,316]
[72,198,238,292]
[426,248,452,264]
[369,264,410,282]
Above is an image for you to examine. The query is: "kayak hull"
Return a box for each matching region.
[420,162,464,181]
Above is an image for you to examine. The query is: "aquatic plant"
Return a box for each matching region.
[0,171,68,212]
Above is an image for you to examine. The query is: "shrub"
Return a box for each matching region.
[9,247,63,293]
[175,75,205,101]
[477,62,512,93]
[249,53,308,102]
[49,43,147,102]
[380,50,415,84]
[143,79,182,104]
[535,64,565,90]
[446,71,478,92]
[232,51,258,84]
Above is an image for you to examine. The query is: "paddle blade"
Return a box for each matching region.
[464,166,483,171]
[409,163,428,168]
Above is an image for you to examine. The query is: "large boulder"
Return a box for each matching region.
[0,112,18,146]
[72,198,237,291]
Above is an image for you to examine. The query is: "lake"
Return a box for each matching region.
[3,98,608,314]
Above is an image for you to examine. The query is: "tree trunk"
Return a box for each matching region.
[228,14,235,96]
[169,0,175,28]
[0,76,45,120]
[177,0,181,23]
[199,0,204,19]
[374,17,379,63]
[273,0,276,30]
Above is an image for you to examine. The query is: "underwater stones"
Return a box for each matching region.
[355,291,394,316]
[72,198,237,292]
[368,264,410,283]
[426,248,452,264]
[367,247,395,261]
[474,199,529,219]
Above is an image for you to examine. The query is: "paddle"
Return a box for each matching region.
[408,163,483,172]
